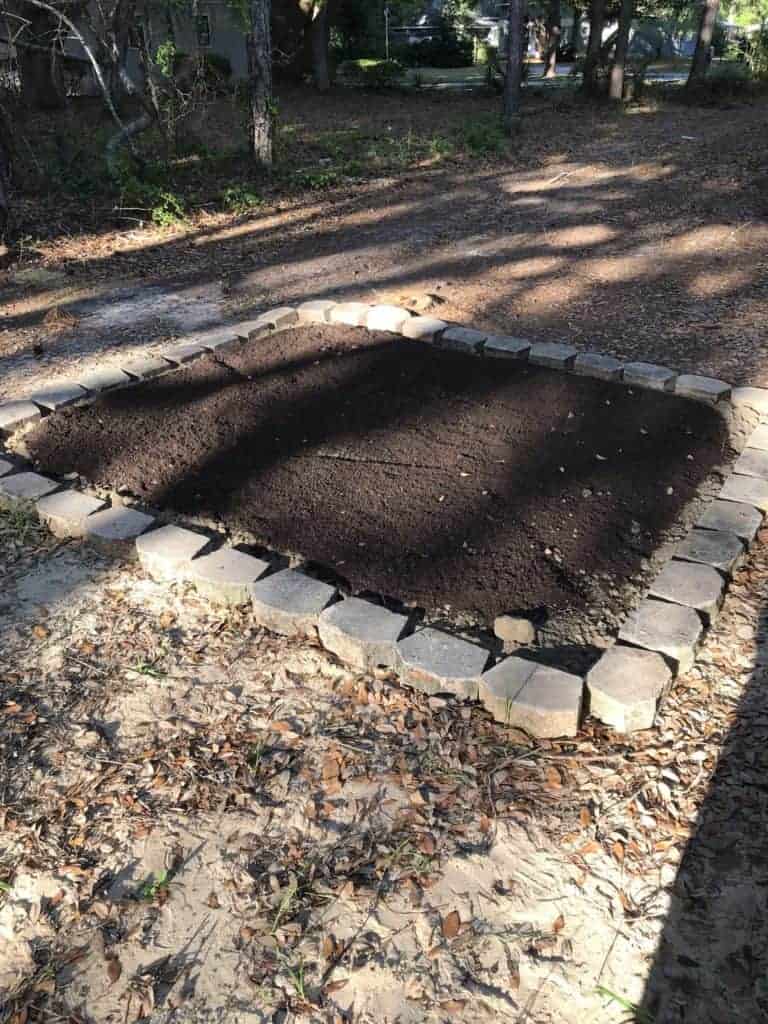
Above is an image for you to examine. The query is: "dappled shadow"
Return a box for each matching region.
[23,325,731,667]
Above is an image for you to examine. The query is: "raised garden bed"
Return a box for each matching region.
[22,323,730,647]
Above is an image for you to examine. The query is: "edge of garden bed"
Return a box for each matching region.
[2,297,767,740]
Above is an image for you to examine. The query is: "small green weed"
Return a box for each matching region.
[291,168,342,190]
[284,956,308,1001]
[455,117,508,158]
[596,985,654,1023]
[137,870,171,902]
[150,190,187,226]
[131,659,166,678]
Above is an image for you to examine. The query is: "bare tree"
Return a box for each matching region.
[503,0,525,133]
[581,0,606,95]
[249,0,273,166]
[608,0,635,100]
[543,0,561,79]
[687,0,720,87]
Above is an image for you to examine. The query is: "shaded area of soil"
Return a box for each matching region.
[26,325,731,630]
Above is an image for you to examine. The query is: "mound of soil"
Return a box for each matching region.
[26,325,731,631]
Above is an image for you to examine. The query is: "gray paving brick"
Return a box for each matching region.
[250,568,337,637]
[318,597,409,669]
[188,327,241,352]
[160,343,208,367]
[121,356,172,380]
[439,327,487,354]
[0,401,42,434]
[747,424,768,452]
[329,302,371,327]
[365,305,411,333]
[734,448,768,480]
[232,319,273,342]
[0,457,16,476]
[618,598,703,673]
[528,341,577,369]
[297,299,337,323]
[136,524,211,581]
[27,382,88,411]
[623,361,676,392]
[587,646,671,732]
[256,306,299,329]
[483,334,531,360]
[720,473,768,513]
[84,506,156,556]
[480,657,582,736]
[649,559,725,622]
[186,547,270,607]
[732,386,768,418]
[77,367,133,392]
[0,472,60,502]
[572,352,623,381]
[400,316,448,342]
[697,498,762,541]
[675,528,744,574]
[396,628,490,699]
[36,490,106,538]
[674,374,731,403]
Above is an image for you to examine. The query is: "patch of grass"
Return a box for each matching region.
[131,659,166,678]
[0,500,43,546]
[291,167,344,190]
[221,183,262,214]
[285,956,308,1001]
[271,878,300,934]
[454,116,509,157]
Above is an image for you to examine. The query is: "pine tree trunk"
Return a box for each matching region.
[687,0,720,87]
[581,0,606,95]
[249,0,273,167]
[608,0,635,100]
[544,0,561,78]
[0,103,11,239]
[504,0,525,133]
[310,1,330,92]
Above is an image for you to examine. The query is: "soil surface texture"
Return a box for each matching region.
[26,324,731,633]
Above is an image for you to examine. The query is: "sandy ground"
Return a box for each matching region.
[2,88,768,1024]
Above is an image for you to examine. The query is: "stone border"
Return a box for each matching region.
[0,299,764,739]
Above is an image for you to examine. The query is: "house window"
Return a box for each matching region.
[195,15,211,48]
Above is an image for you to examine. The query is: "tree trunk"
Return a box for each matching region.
[0,103,12,239]
[17,7,66,109]
[310,1,330,92]
[249,0,273,167]
[504,0,525,132]
[608,0,634,100]
[581,0,606,95]
[544,0,561,78]
[687,0,720,87]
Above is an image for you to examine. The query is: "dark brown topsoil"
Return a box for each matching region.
[26,325,731,632]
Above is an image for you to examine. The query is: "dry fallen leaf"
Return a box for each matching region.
[579,806,592,828]
[442,909,461,939]
[552,913,565,934]
[106,957,122,984]
[611,841,625,864]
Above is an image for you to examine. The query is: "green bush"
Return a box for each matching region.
[747,29,768,79]
[397,17,473,68]
[454,116,508,157]
[687,61,757,103]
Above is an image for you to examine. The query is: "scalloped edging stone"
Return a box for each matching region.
[401,316,448,342]
[586,646,672,733]
[27,383,89,412]
[35,490,106,538]
[480,658,582,737]
[623,362,676,392]
[483,334,531,360]
[572,353,623,381]
[186,547,270,607]
[528,341,577,370]
[0,458,16,477]
[0,471,60,502]
[648,559,725,623]
[250,568,337,637]
[298,299,337,323]
[77,367,133,392]
[0,401,41,435]
[439,326,487,354]
[397,628,490,699]
[696,498,763,541]
[120,356,172,381]
[675,528,745,574]
[720,474,768,512]
[84,506,156,556]
[674,374,731,403]
[136,524,211,581]
[318,597,409,670]
[329,302,371,327]
[618,598,703,674]
[365,305,411,333]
